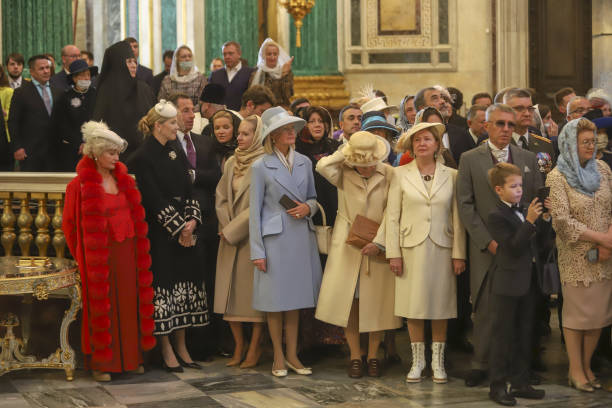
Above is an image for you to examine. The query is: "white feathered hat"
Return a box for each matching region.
[81,121,128,153]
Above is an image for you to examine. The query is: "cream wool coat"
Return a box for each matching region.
[214,157,264,321]
[385,160,467,318]
[314,150,402,332]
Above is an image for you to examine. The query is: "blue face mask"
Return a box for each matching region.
[178,61,193,71]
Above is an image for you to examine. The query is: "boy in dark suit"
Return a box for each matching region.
[486,162,552,406]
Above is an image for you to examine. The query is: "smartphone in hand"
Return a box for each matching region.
[537,186,550,213]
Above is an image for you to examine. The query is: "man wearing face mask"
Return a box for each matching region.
[51,59,98,171]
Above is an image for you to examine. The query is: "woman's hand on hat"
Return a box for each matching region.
[282,57,294,76]
[286,200,310,219]
[390,258,403,277]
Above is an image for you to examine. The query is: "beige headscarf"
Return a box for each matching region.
[234,115,265,177]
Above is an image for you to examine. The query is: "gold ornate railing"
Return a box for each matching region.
[0,172,75,258]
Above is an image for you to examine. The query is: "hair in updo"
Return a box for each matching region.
[138,105,175,136]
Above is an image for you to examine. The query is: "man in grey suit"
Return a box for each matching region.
[457,104,542,387]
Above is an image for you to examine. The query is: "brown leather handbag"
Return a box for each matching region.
[346,214,380,248]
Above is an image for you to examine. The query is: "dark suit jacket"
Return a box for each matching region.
[151,70,168,98]
[8,80,62,171]
[171,132,222,240]
[49,70,72,91]
[448,125,477,165]
[487,203,552,297]
[208,66,257,111]
[136,64,154,86]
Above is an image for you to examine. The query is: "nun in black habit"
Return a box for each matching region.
[93,40,156,160]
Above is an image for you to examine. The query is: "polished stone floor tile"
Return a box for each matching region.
[188,373,283,395]
[103,381,205,405]
[0,378,18,394]
[127,396,224,408]
[290,379,401,405]
[10,372,99,393]
[100,368,179,385]
[22,386,122,408]
[211,388,320,408]
[0,393,31,408]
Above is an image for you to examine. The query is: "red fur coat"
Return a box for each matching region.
[63,156,156,363]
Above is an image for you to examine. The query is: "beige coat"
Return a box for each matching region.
[214,157,264,321]
[314,150,402,332]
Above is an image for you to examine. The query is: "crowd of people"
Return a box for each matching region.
[2,36,612,406]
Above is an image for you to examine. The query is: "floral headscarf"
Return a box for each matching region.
[556,118,600,196]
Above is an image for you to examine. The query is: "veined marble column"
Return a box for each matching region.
[592,0,612,94]
[495,0,529,89]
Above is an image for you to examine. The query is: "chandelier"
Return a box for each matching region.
[278,0,315,48]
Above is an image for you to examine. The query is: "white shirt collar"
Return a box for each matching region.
[488,140,509,152]
[226,61,243,82]
[468,128,479,144]
[512,130,530,146]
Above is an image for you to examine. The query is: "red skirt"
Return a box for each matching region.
[86,238,142,372]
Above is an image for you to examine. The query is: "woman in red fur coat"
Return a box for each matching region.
[63,121,156,382]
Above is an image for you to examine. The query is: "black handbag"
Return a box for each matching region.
[539,248,561,295]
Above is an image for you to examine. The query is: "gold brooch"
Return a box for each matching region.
[169,151,177,160]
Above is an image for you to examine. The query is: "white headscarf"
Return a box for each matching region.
[251,38,291,86]
[169,45,199,83]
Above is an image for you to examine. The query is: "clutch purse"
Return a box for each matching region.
[315,201,332,254]
[346,214,380,248]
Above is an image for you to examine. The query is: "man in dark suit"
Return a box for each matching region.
[168,92,224,359]
[449,104,487,165]
[50,44,81,91]
[486,163,551,405]
[125,37,154,86]
[504,88,556,171]
[457,104,542,387]
[208,41,256,111]
[151,50,173,97]
[9,55,62,171]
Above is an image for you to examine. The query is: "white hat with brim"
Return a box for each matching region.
[342,131,390,167]
[262,106,306,138]
[361,97,399,115]
[396,122,446,153]
[81,121,128,153]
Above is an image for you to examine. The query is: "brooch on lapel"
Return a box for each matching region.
[70,97,82,108]
[169,151,177,160]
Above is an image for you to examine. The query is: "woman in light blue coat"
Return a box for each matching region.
[250,106,322,377]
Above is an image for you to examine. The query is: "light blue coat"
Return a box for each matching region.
[249,151,322,312]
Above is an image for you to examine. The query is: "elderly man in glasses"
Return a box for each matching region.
[566,96,592,121]
[457,103,543,388]
[503,88,556,172]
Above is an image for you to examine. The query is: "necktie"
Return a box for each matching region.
[493,149,507,163]
[511,203,524,213]
[519,135,528,149]
[40,84,52,115]
[184,133,197,168]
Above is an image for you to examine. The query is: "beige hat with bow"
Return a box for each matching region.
[342,131,390,167]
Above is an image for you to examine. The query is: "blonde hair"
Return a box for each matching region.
[138,105,175,136]
[576,117,597,133]
[174,45,192,70]
[263,130,276,154]
[82,138,121,158]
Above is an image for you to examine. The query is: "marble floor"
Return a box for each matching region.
[2,314,612,407]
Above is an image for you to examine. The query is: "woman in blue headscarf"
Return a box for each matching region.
[546,117,612,392]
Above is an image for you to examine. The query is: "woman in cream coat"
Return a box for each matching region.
[386,122,466,384]
[215,115,265,368]
[315,131,402,378]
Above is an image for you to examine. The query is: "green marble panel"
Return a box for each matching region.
[162,0,177,53]
[289,0,339,76]
[204,0,259,71]
[2,0,72,65]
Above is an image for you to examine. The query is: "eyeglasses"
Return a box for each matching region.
[511,105,536,113]
[493,120,516,129]
[569,107,592,115]
[579,139,596,147]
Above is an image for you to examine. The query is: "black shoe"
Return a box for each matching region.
[489,387,517,406]
[162,361,184,373]
[528,371,542,385]
[510,384,545,399]
[448,337,474,354]
[176,355,202,369]
[465,369,487,387]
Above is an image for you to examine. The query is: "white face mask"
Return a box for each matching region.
[76,79,91,90]
[178,61,193,71]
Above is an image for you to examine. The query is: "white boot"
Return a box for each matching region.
[431,342,447,383]
[406,342,425,383]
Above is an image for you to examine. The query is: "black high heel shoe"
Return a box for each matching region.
[162,361,184,373]
[176,355,202,369]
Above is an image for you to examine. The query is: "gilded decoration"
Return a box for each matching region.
[366,0,432,48]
